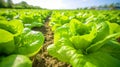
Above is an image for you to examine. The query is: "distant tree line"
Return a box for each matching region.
[0,0,42,9]
[77,3,120,10]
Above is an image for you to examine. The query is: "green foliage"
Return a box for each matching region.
[0,19,23,54]
[0,9,50,29]
[0,10,46,66]
[7,0,13,8]
[0,20,44,56]
[0,0,42,9]
[0,0,6,8]
[0,55,32,67]
[15,28,44,57]
[48,20,120,67]
[0,20,24,36]
[0,29,15,54]
[47,10,120,67]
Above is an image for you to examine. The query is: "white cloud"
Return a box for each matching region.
[12,0,24,3]
[83,0,86,1]
[38,0,66,9]
[13,0,66,9]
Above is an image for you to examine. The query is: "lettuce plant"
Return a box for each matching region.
[0,19,44,67]
[47,19,120,67]
[0,20,23,54]
[15,28,44,57]
[0,20,44,56]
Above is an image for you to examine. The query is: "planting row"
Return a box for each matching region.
[0,9,50,67]
[49,10,120,31]
[0,9,50,29]
[47,10,120,67]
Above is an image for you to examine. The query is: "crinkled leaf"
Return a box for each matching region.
[47,41,79,63]
[100,41,120,60]
[51,23,62,31]
[92,21,109,43]
[71,51,120,67]
[54,24,70,43]
[20,14,34,24]
[16,30,44,57]
[87,32,120,53]
[69,19,89,35]
[108,22,120,34]
[0,20,24,36]
[70,26,97,50]
[24,22,43,29]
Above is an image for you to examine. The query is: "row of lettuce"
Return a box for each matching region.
[0,9,51,29]
[0,9,50,67]
[47,10,120,67]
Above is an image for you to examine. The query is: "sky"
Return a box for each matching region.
[12,0,120,9]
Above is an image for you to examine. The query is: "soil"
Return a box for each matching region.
[117,37,120,43]
[31,15,71,67]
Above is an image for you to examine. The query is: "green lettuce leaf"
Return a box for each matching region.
[71,51,120,67]
[69,19,89,35]
[70,26,96,50]
[24,22,43,29]
[54,24,70,43]
[0,29,15,54]
[92,21,110,43]
[87,32,120,53]
[0,55,32,67]
[108,22,120,34]
[100,41,120,60]
[16,29,44,57]
[0,20,24,36]
[47,40,120,67]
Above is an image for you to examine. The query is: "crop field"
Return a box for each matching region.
[0,9,120,67]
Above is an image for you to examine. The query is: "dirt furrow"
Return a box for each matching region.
[32,14,71,67]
